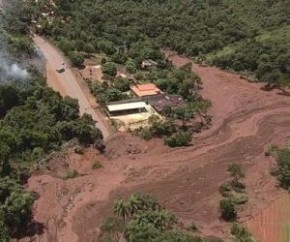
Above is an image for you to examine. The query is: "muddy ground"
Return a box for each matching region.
[23,52,290,242]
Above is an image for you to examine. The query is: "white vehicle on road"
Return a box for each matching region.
[56,67,65,73]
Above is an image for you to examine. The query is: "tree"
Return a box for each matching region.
[68,51,84,67]
[113,199,130,221]
[105,88,124,102]
[0,84,21,118]
[102,62,118,77]
[3,191,35,230]
[114,77,131,92]
[0,210,9,242]
[219,198,237,221]
[125,59,137,74]
[101,192,207,242]
[0,177,35,233]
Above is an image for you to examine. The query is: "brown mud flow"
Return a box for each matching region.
[26,52,290,242]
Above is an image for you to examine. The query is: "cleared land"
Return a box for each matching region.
[24,52,290,242]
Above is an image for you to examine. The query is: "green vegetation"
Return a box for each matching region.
[219,164,247,221]
[134,99,210,146]
[227,163,246,192]
[68,51,84,67]
[92,161,103,170]
[28,0,214,147]
[28,0,290,88]
[219,198,237,221]
[102,62,118,77]
[231,223,256,242]
[62,169,79,179]
[99,192,215,242]
[165,131,192,147]
[0,69,103,239]
[271,144,290,190]
[0,1,104,239]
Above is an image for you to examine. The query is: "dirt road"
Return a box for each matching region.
[33,35,110,139]
[26,52,290,242]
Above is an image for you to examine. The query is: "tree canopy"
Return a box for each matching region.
[29,0,290,87]
[100,193,205,242]
[0,1,104,239]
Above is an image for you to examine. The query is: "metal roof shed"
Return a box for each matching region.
[107,101,148,116]
[107,102,147,112]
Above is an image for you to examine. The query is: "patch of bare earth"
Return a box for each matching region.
[24,52,290,242]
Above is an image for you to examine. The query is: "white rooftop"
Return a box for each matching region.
[107,101,147,112]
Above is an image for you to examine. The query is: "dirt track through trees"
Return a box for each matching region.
[26,52,290,242]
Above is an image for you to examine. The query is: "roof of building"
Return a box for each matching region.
[107,101,147,112]
[149,95,185,112]
[130,83,163,97]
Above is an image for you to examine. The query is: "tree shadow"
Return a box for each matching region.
[276,91,290,97]
[12,221,45,239]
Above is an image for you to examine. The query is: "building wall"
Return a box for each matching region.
[109,107,147,117]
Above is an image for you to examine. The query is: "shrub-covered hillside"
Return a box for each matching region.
[31,0,290,86]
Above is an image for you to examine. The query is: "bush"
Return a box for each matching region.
[188,222,198,232]
[92,161,103,170]
[165,131,192,147]
[234,195,248,205]
[135,127,153,141]
[74,145,84,154]
[231,223,256,242]
[62,169,79,179]
[219,198,237,221]
[264,144,279,156]
[218,182,232,197]
[275,148,290,189]
[204,236,224,242]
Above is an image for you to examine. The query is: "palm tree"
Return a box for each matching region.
[113,199,130,221]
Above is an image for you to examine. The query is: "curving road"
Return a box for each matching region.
[33,35,110,139]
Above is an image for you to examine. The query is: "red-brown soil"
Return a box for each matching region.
[246,193,290,242]
[24,52,290,242]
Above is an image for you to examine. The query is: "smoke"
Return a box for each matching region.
[0,48,31,81]
[0,62,29,80]
[0,0,31,81]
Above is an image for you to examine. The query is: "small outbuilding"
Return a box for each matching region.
[141,59,158,69]
[130,83,163,97]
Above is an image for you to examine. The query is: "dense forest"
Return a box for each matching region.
[0,1,103,240]
[30,0,290,87]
